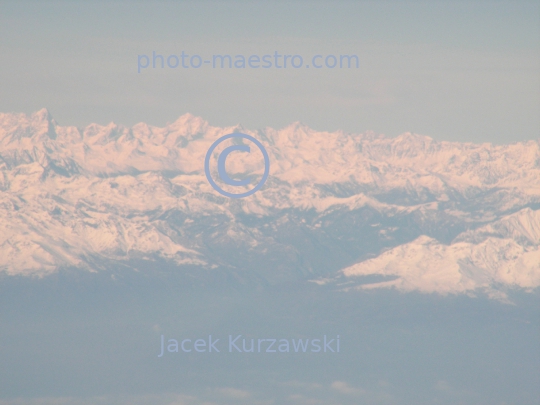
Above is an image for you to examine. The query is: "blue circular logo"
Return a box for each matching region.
[204,133,270,198]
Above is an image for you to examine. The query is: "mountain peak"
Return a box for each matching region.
[31,108,53,122]
[167,113,208,135]
[0,108,58,142]
[394,132,433,143]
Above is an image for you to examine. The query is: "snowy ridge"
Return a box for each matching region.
[2,109,539,197]
[0,109,539,297]
[340,208,540,300]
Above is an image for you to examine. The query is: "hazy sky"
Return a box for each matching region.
[1,0,539,143]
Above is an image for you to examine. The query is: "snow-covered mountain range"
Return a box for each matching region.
[1,109,539,298]
[332,208,540,301]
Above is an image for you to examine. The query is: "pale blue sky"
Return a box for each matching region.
[1,0,539,143]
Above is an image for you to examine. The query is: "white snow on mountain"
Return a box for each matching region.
[340,208,540,299]
[1,108,539,296]
[2,108,539,198]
